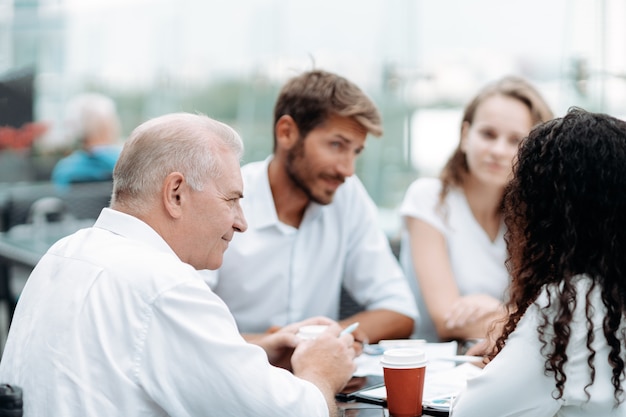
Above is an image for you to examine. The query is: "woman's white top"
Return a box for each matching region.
[398,177,509,341]
[453,276,626,417]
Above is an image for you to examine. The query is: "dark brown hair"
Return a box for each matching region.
[273,70,382,151]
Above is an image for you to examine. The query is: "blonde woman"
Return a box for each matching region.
[399,76,553,342]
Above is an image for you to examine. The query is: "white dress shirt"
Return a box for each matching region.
[398,177,509,341]
[207,157,417,333]
[452,276,626,417]
[0,208,328,417]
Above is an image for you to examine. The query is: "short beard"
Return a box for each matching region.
[285,137,329,205]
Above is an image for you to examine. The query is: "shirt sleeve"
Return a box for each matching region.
[341,178,418,320]
[451,301,562,417]
[398,177,447,234]
[136,280,329,417]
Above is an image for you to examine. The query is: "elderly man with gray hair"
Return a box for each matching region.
[0,113,356,416]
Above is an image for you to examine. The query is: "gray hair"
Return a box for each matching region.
[111,113,243,213]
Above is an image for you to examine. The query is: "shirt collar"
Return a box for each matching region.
[94,208,179,259]
[246,156,323,230]
[245,156,278,230]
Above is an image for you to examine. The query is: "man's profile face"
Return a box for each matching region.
[185,148,247,270]
[285,114,367,205]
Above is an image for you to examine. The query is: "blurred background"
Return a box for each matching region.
[1,0,625,228]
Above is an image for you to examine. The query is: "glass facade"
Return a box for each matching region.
[1,0,625,219]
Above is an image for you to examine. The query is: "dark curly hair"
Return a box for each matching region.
[495,107,626,404]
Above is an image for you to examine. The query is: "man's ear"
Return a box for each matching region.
[275,115,300,150]
[163,172,185,219]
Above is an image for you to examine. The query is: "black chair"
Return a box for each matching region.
[0,181,113,336]
[339,287,365,320]
[338,237,401,321]
[0,181,112,232]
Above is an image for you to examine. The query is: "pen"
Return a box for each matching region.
[340,322,359,336]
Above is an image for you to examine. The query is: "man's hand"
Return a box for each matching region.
[250,316,336,370]
[291,323,357,404]
[250,318,356,417]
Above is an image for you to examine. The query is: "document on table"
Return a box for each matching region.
[355,362,482,405]
[352,341,483,413]
[354,341,461,376]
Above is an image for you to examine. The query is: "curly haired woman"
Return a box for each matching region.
[452,108,626,416]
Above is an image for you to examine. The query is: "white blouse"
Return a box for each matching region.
[399,177,509,341]
[453,276,626,417]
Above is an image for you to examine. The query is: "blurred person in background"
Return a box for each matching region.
[205,69,417,345]
[0,113,356,416]
[453,108,626,416]
[398,76,553,344]
[51,93,123,188]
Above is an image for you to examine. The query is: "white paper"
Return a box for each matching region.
[354,341,459,376]
[353,343,484,413]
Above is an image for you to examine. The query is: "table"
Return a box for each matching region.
[337,402,388,416]
[337,401,445,416]
[0,220,95,331]
[334,341,482,417]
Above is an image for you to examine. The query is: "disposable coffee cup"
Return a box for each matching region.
[381,348,427,417]
[296,324,329,340]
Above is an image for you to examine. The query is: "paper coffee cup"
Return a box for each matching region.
[296,324,329,340]
[381,348,427,417]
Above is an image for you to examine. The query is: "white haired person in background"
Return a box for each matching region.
[51,93,123,188]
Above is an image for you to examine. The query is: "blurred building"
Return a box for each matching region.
[1,0,625,212]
